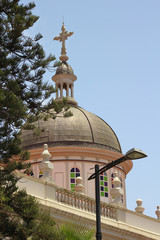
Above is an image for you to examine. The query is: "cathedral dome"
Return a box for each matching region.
[21,106,121,153]
[21,23,122,153]
[20,24,134,207]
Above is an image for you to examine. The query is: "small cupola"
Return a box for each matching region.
[52,23,77,105]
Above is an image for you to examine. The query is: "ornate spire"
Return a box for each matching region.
[52,24,77,105]
[54,23,73,62]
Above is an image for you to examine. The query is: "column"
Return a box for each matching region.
[56,84,58,98]
[71,84,73,98]
[66,84,69,97]
[60,83,63,98]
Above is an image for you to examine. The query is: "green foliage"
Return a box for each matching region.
[53,60,61,68]
[60,223,95,240]
[0,167,60,240]
[64,110,73,118]
[0,0,56,163]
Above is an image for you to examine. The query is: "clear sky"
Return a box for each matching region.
[21,0,160,218]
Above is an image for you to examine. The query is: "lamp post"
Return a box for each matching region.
[88,148,147,240]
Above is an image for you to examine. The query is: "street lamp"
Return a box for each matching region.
[88,148,147,240]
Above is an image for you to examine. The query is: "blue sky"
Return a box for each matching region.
[21,0,160,218]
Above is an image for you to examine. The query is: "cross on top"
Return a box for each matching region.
[54,23,74,61]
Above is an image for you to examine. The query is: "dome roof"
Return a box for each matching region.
[56,61,74,75]
[21,106,122,153]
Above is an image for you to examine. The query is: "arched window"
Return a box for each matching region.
[100,172,108,198]
[70,167,80,191]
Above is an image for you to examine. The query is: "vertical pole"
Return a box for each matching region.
[95,164,102,240]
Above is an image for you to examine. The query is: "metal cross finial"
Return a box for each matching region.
[54,23,74,61]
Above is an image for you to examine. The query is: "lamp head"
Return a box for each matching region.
[125,148,147,160]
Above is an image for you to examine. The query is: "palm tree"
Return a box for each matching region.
[60,222,95,240]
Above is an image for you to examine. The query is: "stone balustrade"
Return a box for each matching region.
[17,172,117,220]
[55,186,117,220]
[17,173,160,239]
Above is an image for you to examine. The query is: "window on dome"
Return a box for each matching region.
[70,167,80,191]
[100,172,108,198]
